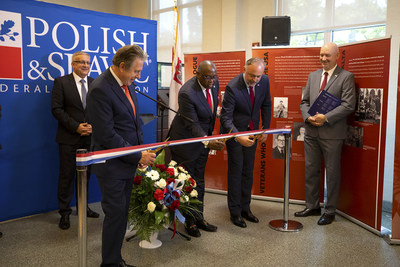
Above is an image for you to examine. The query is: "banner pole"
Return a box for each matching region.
[77,149,88,267]
[269,133,303,232]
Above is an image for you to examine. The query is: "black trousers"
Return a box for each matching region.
[97,176,133,266]
[226,139,257,216]
[57,142,91,216]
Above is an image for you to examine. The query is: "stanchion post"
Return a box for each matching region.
[269,132,303,232]
[76,149,87,267]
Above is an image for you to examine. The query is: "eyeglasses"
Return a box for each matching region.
[73,61,91,65]
[277,139,285,142]
[201,75,218,80]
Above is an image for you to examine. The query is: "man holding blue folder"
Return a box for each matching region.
[295,42,356,225]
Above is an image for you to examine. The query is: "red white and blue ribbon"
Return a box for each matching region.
[76,128,291,166]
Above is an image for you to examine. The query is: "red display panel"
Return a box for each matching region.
[392,45,400,239]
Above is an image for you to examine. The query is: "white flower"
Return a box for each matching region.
[147,202,156,213]
[168,160,177,167]
[137,166,147,172]
[146,170,160,180]
[173,167,179,177]
[180,195,189,202]
[155,178,167,189]
[178,172,187,181]
[190,189,198,198]
[178,166,188,174]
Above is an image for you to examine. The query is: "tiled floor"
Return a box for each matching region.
[1,192,400,267]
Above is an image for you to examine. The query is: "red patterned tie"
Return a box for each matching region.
[206,88,213,112]
[249,86,255,130]
[320,72,328,92]
[122,85,136,118]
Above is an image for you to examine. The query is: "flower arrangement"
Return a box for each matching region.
[128,150,201,241]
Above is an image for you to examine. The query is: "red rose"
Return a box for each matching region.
[170,199,180,210]
[156,164,167,172]
[167,177,175,184]
[188,177,196,187]
[154,189,164,201]
[172,191,180,198]
[184,186,193,193]
[133,175,142,185]
[166,168,175,176]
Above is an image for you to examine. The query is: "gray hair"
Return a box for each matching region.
[72,51,90,61]
[112,45,148,69]
[245,57,266,69]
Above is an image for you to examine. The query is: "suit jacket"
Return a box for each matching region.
[220,73,271,134]
[86,68,143,179]
[169,76,219,161]
[51,73,94,145]
[300,66,356,139]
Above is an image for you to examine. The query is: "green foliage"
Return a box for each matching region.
[128,150,202,242]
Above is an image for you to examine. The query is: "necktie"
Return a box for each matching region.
[122,85,136,118]
[80,79,87,109]
[249,86,255,130]
[320,72,328,92]
[206,88,213,112]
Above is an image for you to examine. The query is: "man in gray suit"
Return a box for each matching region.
[294,42,356,225]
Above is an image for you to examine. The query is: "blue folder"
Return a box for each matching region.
[308,90,342,116]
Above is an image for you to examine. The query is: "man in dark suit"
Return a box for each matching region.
[87,45,156,267]
[220,57,272,228]
[272,134,285,159]
[295,42,356,225]
[169,60,225,237]
[51,51,100,230]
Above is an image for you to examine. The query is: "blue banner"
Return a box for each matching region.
[0,0,157,221]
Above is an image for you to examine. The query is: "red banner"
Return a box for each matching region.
[392,46,400,239]
[185,40,390,232]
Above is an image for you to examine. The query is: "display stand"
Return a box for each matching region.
[269,134,303,232]
[77,149,88,267]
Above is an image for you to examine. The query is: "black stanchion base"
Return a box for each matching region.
[269,219,303,232]
[168,227,191,241]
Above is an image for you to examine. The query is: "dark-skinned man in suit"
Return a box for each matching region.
[169,60,225,237]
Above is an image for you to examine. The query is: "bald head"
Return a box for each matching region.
[197,60,217,89]
[320,42,339,71]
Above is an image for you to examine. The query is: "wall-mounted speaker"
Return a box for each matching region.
[261,16,291,46]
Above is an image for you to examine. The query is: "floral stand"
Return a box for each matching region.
[138,231,162,249]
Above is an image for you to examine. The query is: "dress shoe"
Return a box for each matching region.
[317,213,335,225]
[241,210,259,223]
[87,208,100,218]
[119,259,135,267]
[59,214,70,230]
[185,224,201,237]
[196,220,217,232]
[230,215,247,228]
[294,207,321,217]
[0,231,2,238]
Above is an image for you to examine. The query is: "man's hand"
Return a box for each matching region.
[76,122,92,136]
[236,135,255,147]
[207,140,225,151]
[139,151,156,166]
[307,113,326,127]
[257,134,268,143]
